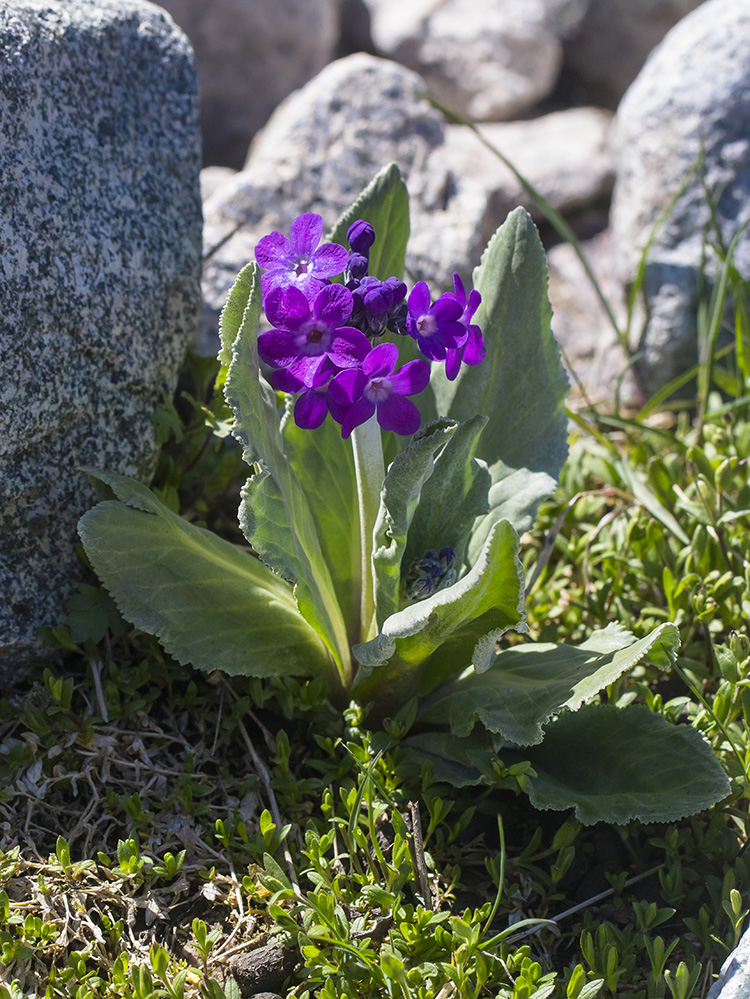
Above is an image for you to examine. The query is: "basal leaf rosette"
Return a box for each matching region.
[403,622,731,824]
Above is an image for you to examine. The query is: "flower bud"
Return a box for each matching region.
[347,219,375,254]
[730,631,750,662]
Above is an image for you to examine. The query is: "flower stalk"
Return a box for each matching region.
[351,415,385,643]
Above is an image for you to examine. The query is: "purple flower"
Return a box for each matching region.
[255,212,348,300]
[406,281,467,361]
[258,284,371,385]
[271,358,350,430]
[329,342,430,439]
[444,273,486,381]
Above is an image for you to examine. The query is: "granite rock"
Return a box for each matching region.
[564,0,705,108]
[546,230,638,409]
[610,0,750,398]
[364,0,587,122]
[158,0,340,167]
[707,924,750,998]
[0,0,202,684]
[200,54,614,354]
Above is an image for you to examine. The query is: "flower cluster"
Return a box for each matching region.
[254,212,485,437]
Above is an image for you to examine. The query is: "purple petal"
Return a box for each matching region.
[327,393,351,426]
[463,325,486,365]
[466,289,481,321]
[388,358,431,397]
[289,213,324,256]
[265,284,310,330]
[376,394,422,435]
[363,342,398,378]
[434,320,468,351]
[329,367,366,406]
[294,389,329,429]
[327,328,372,368]
[341,396,377,439]
[431,295,463,324]
[408,281,431,318]
[452,273,466,307]
[416,334,447,361]
[255,231,292,269]
[444,347,461,381]
[313,283,353,327]
[271,366,307,393]
[310,242,349,279]
[286,354,327,386]
[257,330,299,368]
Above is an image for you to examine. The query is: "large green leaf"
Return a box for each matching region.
[77,471,330,680]
[353,519,526,708]
[419,622,681,745]
[397,730,500,788]
[402,414,490,573]
[503,704,731,825]
[372,419,459,630]
[222,264,351,683]
[281,399,360,644]
[328,162,410,280]
[430,208,569,555]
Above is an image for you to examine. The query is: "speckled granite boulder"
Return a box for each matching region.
[364,0,587,121]
[707,925,750,998]
[564,0,704,108]
[610,0,750,398]
[158,0,340,167]
[200,54,613,354]
[0,0,202,684]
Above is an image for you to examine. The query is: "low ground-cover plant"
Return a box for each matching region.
[77,163,729,827]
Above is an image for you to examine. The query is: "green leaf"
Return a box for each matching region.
[397,730,497,787]
[78,470,330,680]
[503,704,731,825]
[65,583,126,644]
[429,208,569,554]
[372,418,459,629]
[353,519,526,708]
[281,399,361,644]
[223,264,351,684]
[402,414,491,573]
[328,162,410,280]
[420,622,681,745]
[217,260,255,370]
[617,457,691,546]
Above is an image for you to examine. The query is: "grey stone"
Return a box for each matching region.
[364,0,586,122]
[707,925,750,998]
[158,0,340,167]
[610,0,750,399]
[564,0,705,108]
[0,0,202,684]
[437,108,614,225]
[200,165,237,203]
[546,230,638,409]
[200,54,615,354]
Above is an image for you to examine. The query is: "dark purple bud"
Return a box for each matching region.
[404,547,457,601]
[362,280,394,316]
[384,276,407,306]
[347,219,375,255]
[347,251,369,279]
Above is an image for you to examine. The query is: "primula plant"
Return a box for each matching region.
[79,164,729,825]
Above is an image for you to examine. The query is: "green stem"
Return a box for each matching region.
[351,416,385,643]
